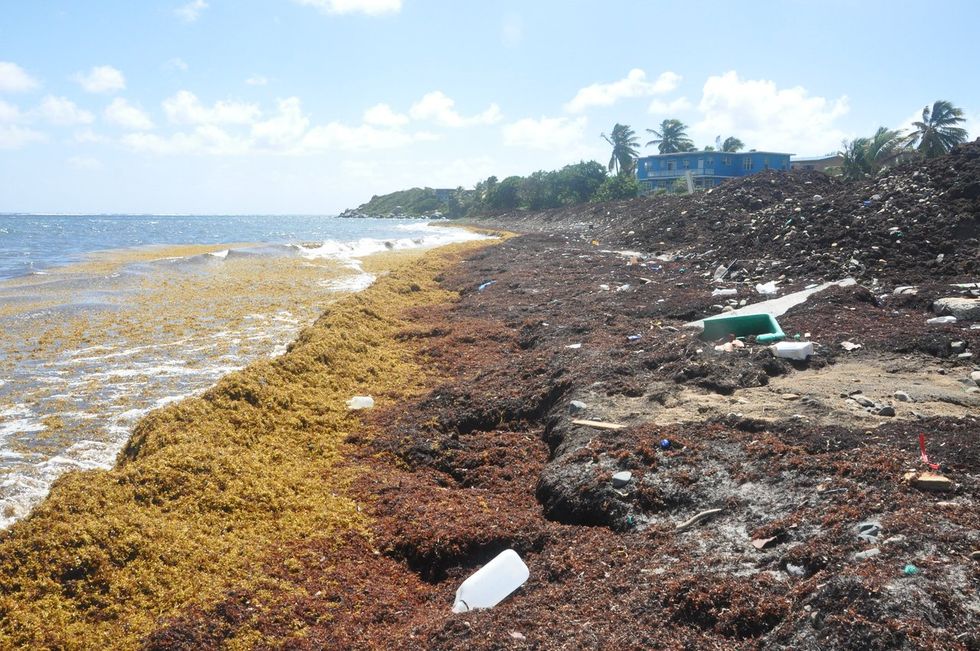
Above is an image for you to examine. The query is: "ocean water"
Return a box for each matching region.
[0,214,486,528]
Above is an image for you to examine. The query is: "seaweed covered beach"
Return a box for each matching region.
[2,144,980,649]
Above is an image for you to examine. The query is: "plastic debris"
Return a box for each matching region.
[627,334,642,342]
[345,395,374,410]
[903,564,919,575]
[755,281,778,296]
[565,343,582,349]
[840,341,862,351]
[452,549,529,613]
[659,439,671,450]
[926,316,957,325]
[711,288,737,297]
[855,521,881,543]
[611,471,632,488]
[477,280,496,292]
[771,341,814,360]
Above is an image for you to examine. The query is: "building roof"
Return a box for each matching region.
[790,154,842,162]
[637,150,793,159]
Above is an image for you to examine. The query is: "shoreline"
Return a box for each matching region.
[0,237,496,648]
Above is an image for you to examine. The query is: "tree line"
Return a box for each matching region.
[412,98,971,218]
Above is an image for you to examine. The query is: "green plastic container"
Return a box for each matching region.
[701,313,786,344]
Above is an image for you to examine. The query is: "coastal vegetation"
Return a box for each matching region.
[341,99,970,218]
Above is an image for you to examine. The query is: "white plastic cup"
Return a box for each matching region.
[451,549,529,613]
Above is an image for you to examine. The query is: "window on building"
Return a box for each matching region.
[743,157,753,170]
[763,157,770,169]
[667,160,676,171]
[722,156,732,166]
[707,157,714,165]
[682,158,690,169]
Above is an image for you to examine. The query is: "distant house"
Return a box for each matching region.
[433,188,455,203]
[790,154,843,173]
[635,150,792,193]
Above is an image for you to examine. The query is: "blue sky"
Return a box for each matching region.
[1,0,978,214]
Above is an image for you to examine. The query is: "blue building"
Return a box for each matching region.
[635,150,792,193]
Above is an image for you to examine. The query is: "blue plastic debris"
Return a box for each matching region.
[903,564,919,576]
[477,280,496,292]
[659,439,671,450]
[627,334,642,342]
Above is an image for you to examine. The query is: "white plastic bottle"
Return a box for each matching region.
[451,549,529,613]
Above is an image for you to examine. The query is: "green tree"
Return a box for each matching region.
[489,176,521,210]
[593,174,638,202]
[601,123,640,175]
[555,161,608,204]
[720,136,745,152]
[646,119,695,154]
[905,100,969,157]
[839,127,905,180]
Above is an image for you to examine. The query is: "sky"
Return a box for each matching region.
[1,0,979,214]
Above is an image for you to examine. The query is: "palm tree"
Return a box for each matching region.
[720,136,745,152]
[646,119,695,154]
[601,123,640,175]
[839,126,905,180]
[905,100,968,157]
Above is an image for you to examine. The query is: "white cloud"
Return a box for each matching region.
[0,99,22,123]
[163,90,262,125]
[164,57,189,72]
[74,66,126,94]
[565,69,681,113]
[37,95,94,126]
[68,155,103,170]
[502,115,587,150]
[73,128,107,144]
[0,125,46,149]
[648,96,692,115]
[122,125,251,156]
[250,97,308,147]
[0,62,40,93]
[175,0,209,22]
[246,75,269,86]
[690,71,849,155]
[362,102,408,127]
[105,98,155,130]
[409,91,502,128]
[301,122,437,151]
[294,0,402,15]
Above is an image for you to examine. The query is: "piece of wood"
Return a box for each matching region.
[675,508,724,531]
[571,419,626,430]
[908,471,954,492]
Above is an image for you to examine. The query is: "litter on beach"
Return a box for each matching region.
[346,395,375,410]
[452,549,529,614]
[571,419,626,430]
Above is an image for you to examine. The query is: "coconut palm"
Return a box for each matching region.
[601,123,640,175]
[839,126,905,180]
[646,119,695,154]
[905,100,968,157]
[720,136,745,152]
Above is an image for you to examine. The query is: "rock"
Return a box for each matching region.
[854,548,881,561]
[970,550,980,561]
[781,393,801,401]
[950,341,967,354]
[933,297,980,321]
[893,285,918,295]
[971,370,980,386]
[894,391,912,402]
[785,563,806,577]
[957,352,973,359]
[851,394,875,408]
[509,632,527,641]
[877,406,896,417]
[611,471,632,488]
[568,400,588,414]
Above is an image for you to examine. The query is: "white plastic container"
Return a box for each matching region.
[770,341,814,360]
[711,288,737,297]
[451,549,529,613]
[345,395,374,410]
